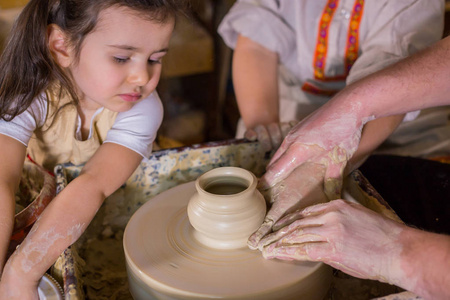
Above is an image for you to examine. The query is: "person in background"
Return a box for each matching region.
[218,0,446,166]
[0,0,187,298]
[257,35,450,300]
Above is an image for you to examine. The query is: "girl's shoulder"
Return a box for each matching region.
[14,91,49,127]
[105,92,163,158]
[112,92,163,135]
[116,92,163,123]
[136,92,163,113]
[0,91,49,146]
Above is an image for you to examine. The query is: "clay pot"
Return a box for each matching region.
[187,167,266,249]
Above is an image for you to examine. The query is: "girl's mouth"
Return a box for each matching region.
[119,93,141,102]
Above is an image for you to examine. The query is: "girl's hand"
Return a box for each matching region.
[0,261,39,300]
[244,121,297,152]
[261,199,406,284]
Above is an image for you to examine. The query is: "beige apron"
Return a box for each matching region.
[27,89,118,172]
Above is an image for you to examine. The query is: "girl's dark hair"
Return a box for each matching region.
[0,0,188,121]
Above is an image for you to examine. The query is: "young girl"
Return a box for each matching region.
[0,0,186,298]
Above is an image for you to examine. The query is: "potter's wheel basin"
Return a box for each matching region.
[124,181,332,300]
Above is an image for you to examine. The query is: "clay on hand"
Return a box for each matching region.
[259,109,367,200]
[261,199,405,284]
[248,163,328,250]
[0,255,40,300]
[244,121,298,152]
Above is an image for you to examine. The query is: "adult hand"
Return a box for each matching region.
[244,121,297,152]
[259,107,372,200]
[261,199,405,284]
[248,163,328,250]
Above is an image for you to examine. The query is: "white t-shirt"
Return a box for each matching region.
[0,92,163,159]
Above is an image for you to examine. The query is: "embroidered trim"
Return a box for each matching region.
[302,0,365,96]
[302,82,340,97]
[345,0,364,73]
[313,0,340,80]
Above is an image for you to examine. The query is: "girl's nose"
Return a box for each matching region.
[128,65,151,86]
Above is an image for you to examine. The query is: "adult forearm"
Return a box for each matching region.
[331,36,450,125]
[232,35,279,128]
[397,227,450,299]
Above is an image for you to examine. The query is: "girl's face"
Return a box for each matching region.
[69,6,175,112]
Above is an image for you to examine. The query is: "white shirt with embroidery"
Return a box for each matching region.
[219,0,444,125]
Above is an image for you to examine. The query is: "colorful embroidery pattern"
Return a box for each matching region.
[313,0,340,80]
[346,0,364,73]
[303,0,365,96]
[301,82,339,97]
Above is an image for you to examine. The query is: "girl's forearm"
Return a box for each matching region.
[3,175,104,282]
[2,144,141,286]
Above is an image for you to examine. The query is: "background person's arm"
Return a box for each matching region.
[347,115,404,172]
[233,35,292,151]
[218,1,298,151]
[233,35,279,133]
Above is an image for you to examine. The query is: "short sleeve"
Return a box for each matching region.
[104,92,163,158]
[0,95,47,146]
[218,0,296,60]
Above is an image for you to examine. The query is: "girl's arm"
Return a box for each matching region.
[0,143,142,298]
[0,135,26,274]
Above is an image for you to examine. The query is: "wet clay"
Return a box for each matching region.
[187,167,266,250]
[124,167,332,300]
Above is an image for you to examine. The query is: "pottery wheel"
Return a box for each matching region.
[124,182,331,300]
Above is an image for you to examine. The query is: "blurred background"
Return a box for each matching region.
[1,0,450,148]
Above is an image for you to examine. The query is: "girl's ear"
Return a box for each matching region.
[47,24,73,68]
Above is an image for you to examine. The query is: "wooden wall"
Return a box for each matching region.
[0,0,28,9]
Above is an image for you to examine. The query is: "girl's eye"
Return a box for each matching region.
[114,57,129,64]
[148,59,162,65]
